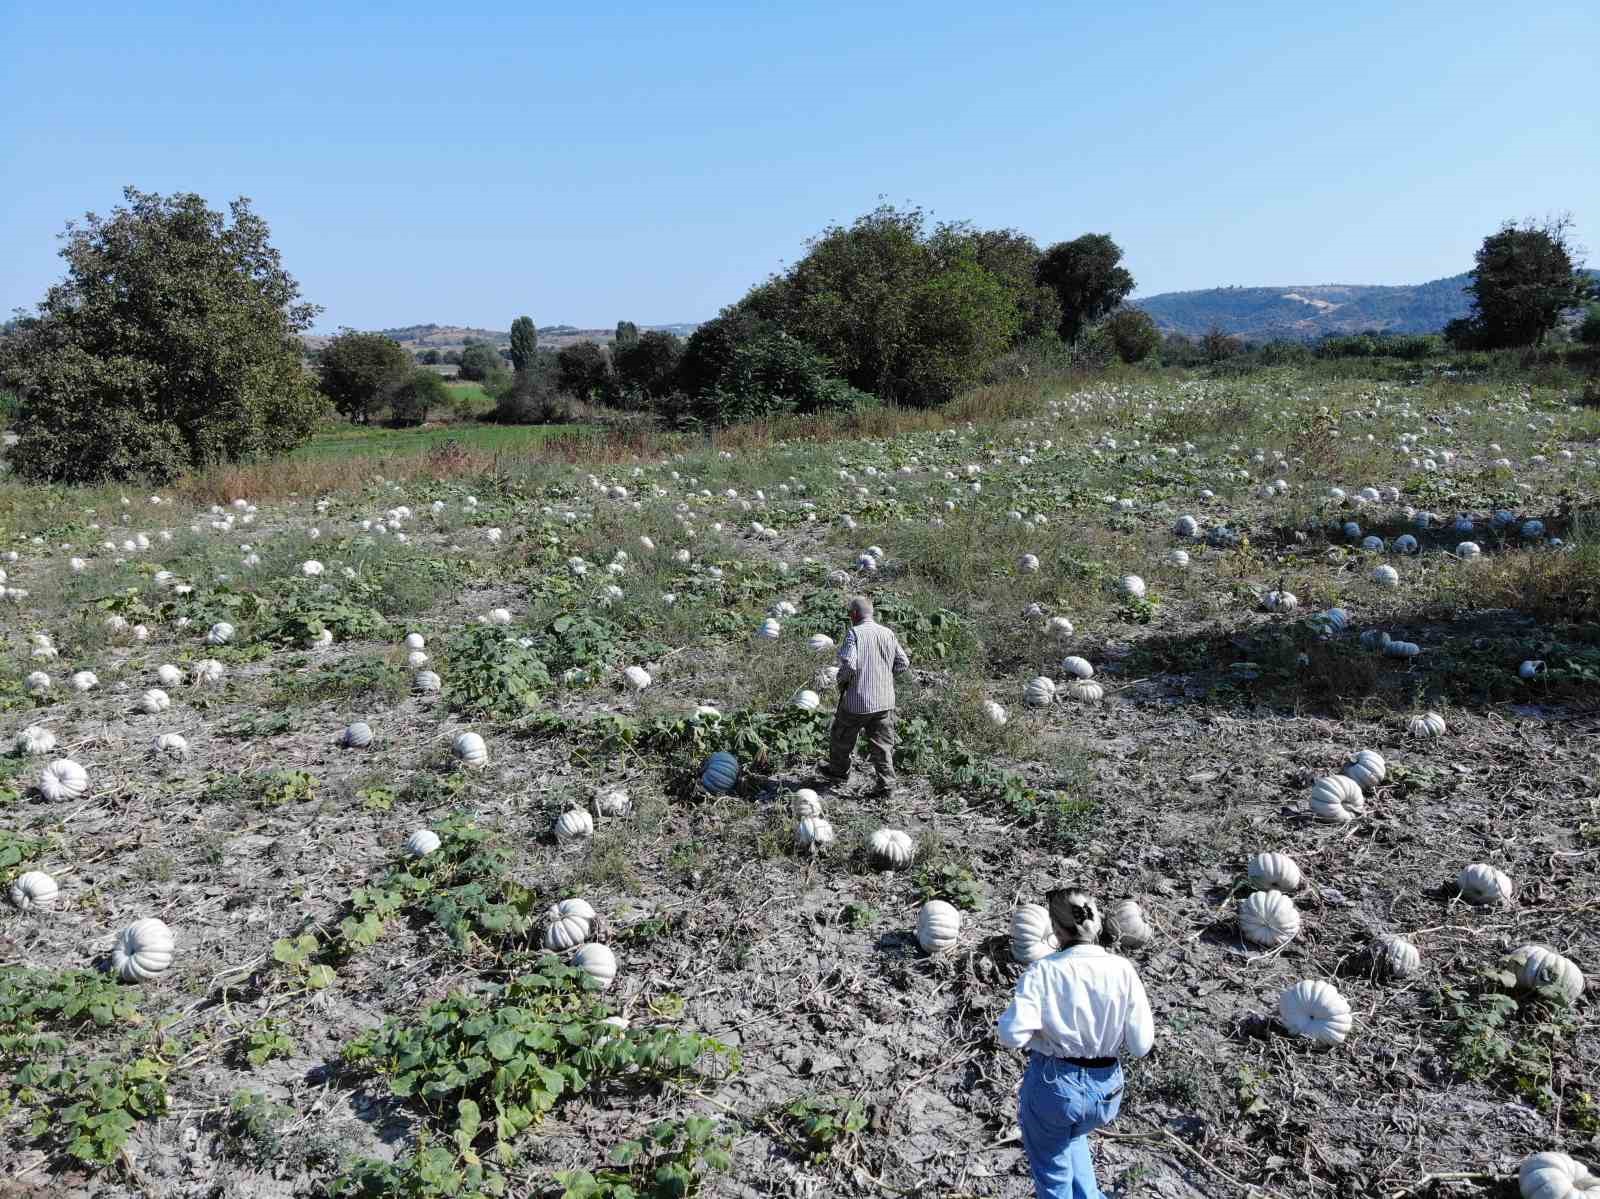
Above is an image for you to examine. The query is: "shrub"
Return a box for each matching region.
[672,331,869,427]
[1579,304,1600,346]
[389,370,450,426]
[457,342,506,383]
[0,187,323,483]
[556,341,612,401]
[1100,307,1160,363]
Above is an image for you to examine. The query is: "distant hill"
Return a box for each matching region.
[302,322,702,355]
[1132,274,1477,341]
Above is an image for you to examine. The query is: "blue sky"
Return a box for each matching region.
[3,1,1595,332]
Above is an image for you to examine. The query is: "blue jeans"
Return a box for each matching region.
[1018,1053,1124,1199]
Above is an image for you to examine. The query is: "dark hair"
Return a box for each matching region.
[1045,887,1102,945]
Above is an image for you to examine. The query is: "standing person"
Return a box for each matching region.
[997,888,1155,1199]
[822,595,910,796]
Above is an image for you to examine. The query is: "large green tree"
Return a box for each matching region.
[318,330,412,424]
[1101,306,1161,363]
[613,330,682,403]
[742,204,1021,406]
[458,341,507,382]
[0,187,322,482]
[389,369,450,426]
[1456,217,1592,348]
[1036,234,1136,343]
[509,316,538,374]
[614,320,640,349]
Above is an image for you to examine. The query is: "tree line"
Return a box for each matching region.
[0,187,1592,483]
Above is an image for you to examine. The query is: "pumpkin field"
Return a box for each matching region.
[1,368,1597,1199]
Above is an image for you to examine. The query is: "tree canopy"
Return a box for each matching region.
[739,204,1022,406]
[1452,217,1592,348]
[0,186,322,483]
[318,330,412,424]
[458,341,507,382]
[509,316,538,374]
[1036,234,1135,343]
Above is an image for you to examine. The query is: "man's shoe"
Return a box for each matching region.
[817,765,849,784]
[869,778,895,797]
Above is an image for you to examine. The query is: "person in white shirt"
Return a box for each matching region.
[997,888,1154,1199]
[822,595,910,796]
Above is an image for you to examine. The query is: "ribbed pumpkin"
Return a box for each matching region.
[554,808,595,846]
[1239,891,1301,947]
[405,829,441,858]
[1407,711,1447,738]
[1310,775,1365,823]
[701,751,739,794]
[574,942,617,990]
[452,732,488,767]
[1246,852,1302,893]
[868,828,916,869]
[39,759,89,802]
[1505,944,1585,1004]
[1024,676,1056,707]
[1105,899,1152,947]
[1343,749,1386,790]
[8,870,59,910]
[795,815,835,851]
[342,722,374,748]
[1010,904,1059,964]
[111,918,176,982]
[1278,980,1353,1046]
[1371,934,1422,979]
[916,900,962,954]
[1457,863,1514,905]
[789,788,823,818]
[1518,1151,1600,1199]
[543,898,597,950]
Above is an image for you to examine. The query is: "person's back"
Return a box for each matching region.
[838,618,907,714]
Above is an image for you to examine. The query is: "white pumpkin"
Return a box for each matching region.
[868,828,916,869]
[1105,899,1152,947]
[15,725,57,755]
[1240,891,1301,947]
[1168,548,1190,568]
[1024,676,1056,707]
[342,721,374,748]
[138,688,171,715]
[808,633,836,654]
[1407,711,1447,738]
[404,633,427,651]
[1120,575,1146,599]
[573,942,618,990]
[1371,934,1422,979]
[1246,852,1302,893]
[1061,656,1094,679]
[1518,1152,1600,1199]
[795,815,835,851]
[1519,659,1546,680]
[1456,541,1482,560]
[789,788,823,818]
[1017,553,1040,573]
[153,732,189,759]
[487,607,513,625]
[916,900,962,954]
[1173,514,1199,538]
[70,670,99,692]
[39,759,89,802]
[982,700,1008,727]
[1456,863,1514,905]
[754,618,782,641]
[1371,564,1400,587]
[1278,979,1353,1046]
[1309,774,1365,823]
[1393,534,1420,554]
[792,688,821,712]
[1010,904,1060,964]
[1506,945,1585,1004]
[25,671,52,694]
[1263,590,1298,614]
[1384,639,1421,659]
[1343,749,1386,791]
[111,918,176,982]
[405,829,441,858]
[156,664,183,688]
[453,732,489,767]
[596,789,632,817]
[1064,679,1103,703]
[815,666,840,690]
[206,621,235,645]
[623,665,652,691]
[414,670,442,693]
[9,870,59,910]
[405,649,428,668]
[1046,616,1074,638]
[544,898,597,950]
[555,808,595,846]
[193,659,225,685]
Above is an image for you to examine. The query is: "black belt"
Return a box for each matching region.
[1059,1056,1117,1068]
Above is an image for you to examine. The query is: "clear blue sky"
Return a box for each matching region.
[3,1,1595,332]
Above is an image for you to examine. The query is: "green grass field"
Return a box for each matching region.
[288,421,580,461]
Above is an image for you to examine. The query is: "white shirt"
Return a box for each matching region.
[997,944,1155,1059]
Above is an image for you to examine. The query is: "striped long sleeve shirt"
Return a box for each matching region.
[836,619,910,714]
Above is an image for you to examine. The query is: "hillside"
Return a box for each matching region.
[301,322,701,356]
[1132,274,1475,340]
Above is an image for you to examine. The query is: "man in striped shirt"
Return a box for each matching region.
[822,595,910,796]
